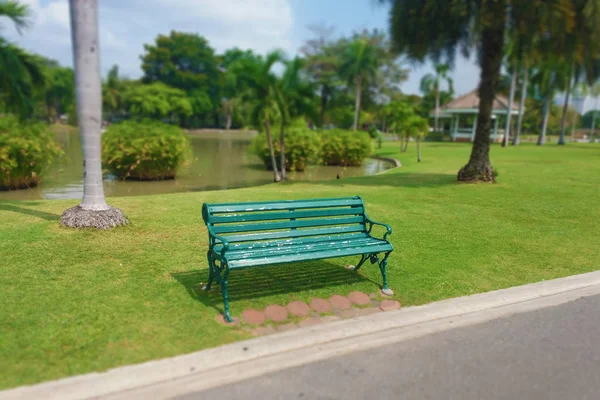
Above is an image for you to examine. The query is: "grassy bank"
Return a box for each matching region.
[1,141,599,389]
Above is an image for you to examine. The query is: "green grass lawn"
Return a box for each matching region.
[1,141,599,389]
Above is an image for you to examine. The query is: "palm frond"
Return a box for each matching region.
[0,0,31,33]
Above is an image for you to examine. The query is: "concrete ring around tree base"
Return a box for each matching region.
[380,288,394,296]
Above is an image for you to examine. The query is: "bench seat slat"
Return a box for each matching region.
[221,237,390,261]
[223,225,366,243]
[212,216,364,234]
[207,198,363,214]
[209,207,364,224]
[227,243,393,269]
[213,232,371,252]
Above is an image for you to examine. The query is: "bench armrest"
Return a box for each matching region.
[207,224,230,255]
[365,214,392,241]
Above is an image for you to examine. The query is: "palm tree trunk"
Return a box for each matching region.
[558,71,573,145]
[225,110,232,130]
[538,98,550,145]
[503,68,517,147]
[61,0,127,228]
[69,0,108,211]
[353,76,362,131]
[279,124,287,180]
[320,86,328,127]
[434,82,440,132]
[513,67,528,146]
[265,117,281,182]
[591,107,597,143]
[417,136,421,162]
[457,8,504,183]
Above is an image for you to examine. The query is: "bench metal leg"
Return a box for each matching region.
[379,252,393,296]
[350,254,368,271]
[220,268,232,322]
[203,251,215,291]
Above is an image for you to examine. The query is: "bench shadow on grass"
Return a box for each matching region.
[0,201,60,221]
[172,260,378,316]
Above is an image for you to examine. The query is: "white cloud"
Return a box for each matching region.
[5,0,294,78]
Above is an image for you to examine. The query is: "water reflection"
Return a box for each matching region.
[0,129,394,200]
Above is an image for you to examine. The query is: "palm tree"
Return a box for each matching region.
[102,65,124,121]
[513,66,529,146]
[503,62,517,147]
[579,82,600,141]
[531,60,565,146]
[339,37,383,131]
[61,0,128,228]
[381,0,600,181]
[238,51,284,182]
[275,57,317,179]
[0,1,44,118]
[419,63,453,133]
[558,65,576,145]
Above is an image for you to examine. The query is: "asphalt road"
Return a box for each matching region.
[180,294,600,400]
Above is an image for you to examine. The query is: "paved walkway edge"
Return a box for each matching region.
[3,271,600,400]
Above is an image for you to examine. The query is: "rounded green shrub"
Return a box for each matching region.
[102,120,190,180]
[252,126,321,171]
[0,116,62,190]
[320,129,372,166]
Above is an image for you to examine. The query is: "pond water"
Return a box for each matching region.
[0,129,394,201]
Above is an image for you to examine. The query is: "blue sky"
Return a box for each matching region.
[3,0,484,98]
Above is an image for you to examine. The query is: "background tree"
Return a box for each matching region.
[61,0,128,228]
[275,57,317,179]
[419,63,453,133]
[301,24,341,127]
[237,51,285,182]
[502,62,517,147]
[219,48,259,129]
[141,31,220,127]
[0,0,44,119]
[102,65,124,122]
[577,81,600,141]
[122,82,192,122]
[339,35,385,131]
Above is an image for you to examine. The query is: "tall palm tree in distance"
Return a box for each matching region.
[237,51,284,182]
[61,0,128,229]
[339,37,383,131]
[419,63,453,133]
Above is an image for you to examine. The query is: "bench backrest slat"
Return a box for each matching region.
[209,206,364,224]
[212,216,364,234]
[206,198,363,214]
[203,197,367,243]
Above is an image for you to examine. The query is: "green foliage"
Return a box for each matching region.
[0,39,44,119]
[102,121,190,180]
[252,125,321,171]
[141,31,220,99]
[580,110,600,129]
[122,82,192,121]
[0,116,62,190]
[38,58,75,122]
[320,129,372,166]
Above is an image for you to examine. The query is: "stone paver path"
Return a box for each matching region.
[215,291,402,336]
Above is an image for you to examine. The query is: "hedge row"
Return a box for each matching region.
[252,127,373,171]
[0,116,62,190]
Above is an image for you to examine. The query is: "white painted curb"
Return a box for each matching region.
[3,271,600,400]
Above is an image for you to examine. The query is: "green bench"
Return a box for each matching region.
[202,196,394,322]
